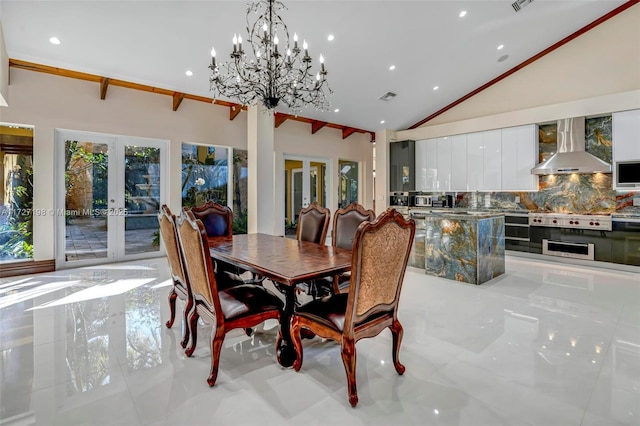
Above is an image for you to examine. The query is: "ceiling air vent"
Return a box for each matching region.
[512,0,533,12]
[379,92,397,101]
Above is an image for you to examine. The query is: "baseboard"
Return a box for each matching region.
[0,259,56,278]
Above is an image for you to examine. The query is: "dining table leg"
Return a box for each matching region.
[276,284,297,368]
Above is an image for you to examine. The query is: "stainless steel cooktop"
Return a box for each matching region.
[528,212,612,231]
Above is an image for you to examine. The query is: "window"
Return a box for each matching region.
[181,143,248,234]
[181,143,228,207]
[1,124,34,262]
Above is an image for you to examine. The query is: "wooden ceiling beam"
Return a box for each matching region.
[274,113,289,128]
[342,127,358,139]
[311,120,327,134]
[172,92,185,111]
[100,77,110,100]
[230,105,242,120]
[8,59,374,137]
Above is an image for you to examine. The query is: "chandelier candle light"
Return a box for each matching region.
[208,0,332,114]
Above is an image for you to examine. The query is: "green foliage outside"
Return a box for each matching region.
[0,156,34,260]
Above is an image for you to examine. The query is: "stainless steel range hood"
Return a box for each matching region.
[531,117,612,175]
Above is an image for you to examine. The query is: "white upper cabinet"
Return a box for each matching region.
[466,132,484,191]
[425,138,438,191]
[415,139,428,191]
[450,134,467,191]
[413,125,537,193]
[415,138,438,191]
[613,109,640,162]
[483,129,502,191]
[501,124,538,191]
[437,137,452,191]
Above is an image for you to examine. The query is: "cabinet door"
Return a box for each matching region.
[425,138,438,191]
[501,127,519,190]
[389,140,415,191]
[516,125,537,190]
[613,109,640,162]
[437,137,452,191]
[502,125,537,191]
[415,140,428,191]
[467,132,484,191]
[450,134,467,191]
[483,129,502,191]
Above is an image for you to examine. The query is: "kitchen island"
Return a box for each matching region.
[411,210,505,284]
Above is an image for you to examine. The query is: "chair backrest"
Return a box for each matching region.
[189,201,234,237]
[331,202,376,250]
[176,210,223,319]
[345,208,415,328]
[296,202,330,244]
[158,205,187,286]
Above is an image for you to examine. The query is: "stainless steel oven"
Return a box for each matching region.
[542,239,595,260]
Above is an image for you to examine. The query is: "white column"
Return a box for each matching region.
[247,104,277,235]
[373,129,396,215]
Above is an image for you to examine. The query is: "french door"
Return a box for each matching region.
[55,129,167,268]
[284,156,329,224]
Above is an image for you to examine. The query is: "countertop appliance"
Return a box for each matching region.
[431,194,454,208]
[411,193,432,207]
[389,191,409,207]
[529,212,612,261]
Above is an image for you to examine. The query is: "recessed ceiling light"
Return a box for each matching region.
[389,65,396,71]
[498,54,509,62]
[49,37,61,45]
[497,44,504,50]
[433,86,439,91]
[185,70,193,77]
[327,34,335,41]
[380,120,385,124]
[459,10,467,18]
[334,108,340,113]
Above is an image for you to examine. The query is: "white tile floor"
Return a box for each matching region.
[0,255,638,426]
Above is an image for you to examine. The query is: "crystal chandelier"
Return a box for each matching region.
[208,0,332,114]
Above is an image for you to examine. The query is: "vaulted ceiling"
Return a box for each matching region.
[1,1,633,133]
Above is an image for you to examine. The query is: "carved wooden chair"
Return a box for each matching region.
[157,205,192,349]
[319,202,375,295]
[295,202,331,299]
[189,201,255,287]
[176,210,284,386]
[296,202,330,245]
[289,208,415,407]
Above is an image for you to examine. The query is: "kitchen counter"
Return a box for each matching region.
[411,210,505,284]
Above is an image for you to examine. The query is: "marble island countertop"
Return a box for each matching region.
[409,208,505,220]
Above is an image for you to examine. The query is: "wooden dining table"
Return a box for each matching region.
[208,233,353,367]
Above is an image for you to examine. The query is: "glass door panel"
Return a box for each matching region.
[123,144,161,256]
[62,137,112,262]
[338,160,359,208]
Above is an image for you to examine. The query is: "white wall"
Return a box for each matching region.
[2,68,372,260]
[0,21,8,106]
[398,3,640,141]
